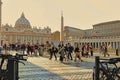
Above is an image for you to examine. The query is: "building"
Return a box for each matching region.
[52,31,60,46]
[64,26,84,41]
[0,13,52,45]
[52,31,60,41]
[64,20,120,49]
[93,20,120,37]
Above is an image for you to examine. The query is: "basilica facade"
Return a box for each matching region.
[0,13,52,45]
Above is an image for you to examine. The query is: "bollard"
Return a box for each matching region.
[95,56,100,80]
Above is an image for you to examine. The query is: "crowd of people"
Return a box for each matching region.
[0,41,112,63]
[46,42,94,62]
[1,42,45,56]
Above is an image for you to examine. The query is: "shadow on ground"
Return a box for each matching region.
[19,61,65,80]
[43,55,95,69]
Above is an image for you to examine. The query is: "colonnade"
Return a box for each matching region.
[79,41,120,49]
[66,36,120,49]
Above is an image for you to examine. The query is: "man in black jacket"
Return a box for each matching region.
[67,43,73,60]
[49,43,58,60]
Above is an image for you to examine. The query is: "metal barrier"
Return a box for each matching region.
[94,56,120,80]
[94,56,100,80]
[0,53,27,80]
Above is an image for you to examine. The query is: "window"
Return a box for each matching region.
[6,28,8,31]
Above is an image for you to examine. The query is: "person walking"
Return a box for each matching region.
[74,43,83,62]
[26,42,31,56]
[64,43,69,61]
[58,42,65,62]
[81,43,85,57]
[103,45,110,57]
[49,43,58,60]
[34,43,39,56]
[67,43,73,60]
[89,45,94,56]
[51,44,58,60]
[84,43,90,58]
[21,43,26,55]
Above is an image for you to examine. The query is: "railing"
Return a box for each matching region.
[93,56,120,80]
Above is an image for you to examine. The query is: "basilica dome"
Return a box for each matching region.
[15,13,31,28]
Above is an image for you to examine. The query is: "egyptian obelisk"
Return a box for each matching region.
[60,11,64,41]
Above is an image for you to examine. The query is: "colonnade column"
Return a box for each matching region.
[113,42,115,49]
[118,42,120,48]
[116,42,119,49]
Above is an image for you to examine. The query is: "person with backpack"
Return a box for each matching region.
[58,45,65,62]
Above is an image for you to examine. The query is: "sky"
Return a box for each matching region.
[2,0,120,32]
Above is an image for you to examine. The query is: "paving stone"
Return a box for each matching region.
[19,57,94,80]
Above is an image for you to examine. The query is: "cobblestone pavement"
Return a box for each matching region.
[1,50,119,80]
[19,56,94,80]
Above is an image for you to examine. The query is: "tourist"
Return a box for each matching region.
[103,44,110,57]
[67,43,74,60]
[74,43,83,62]
[49,43,58,60]
[89,45,94,56]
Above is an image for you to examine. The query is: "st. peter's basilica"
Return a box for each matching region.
[1,12,52,45]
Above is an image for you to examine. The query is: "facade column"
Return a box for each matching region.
[99,42,101,48]
[113,42,115,49]
[107,42,109,47]
[110,42,112,48]
[116,42,119,49]
[114,42,116,49]
[10,36,12,44]
[115,42,116,49]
